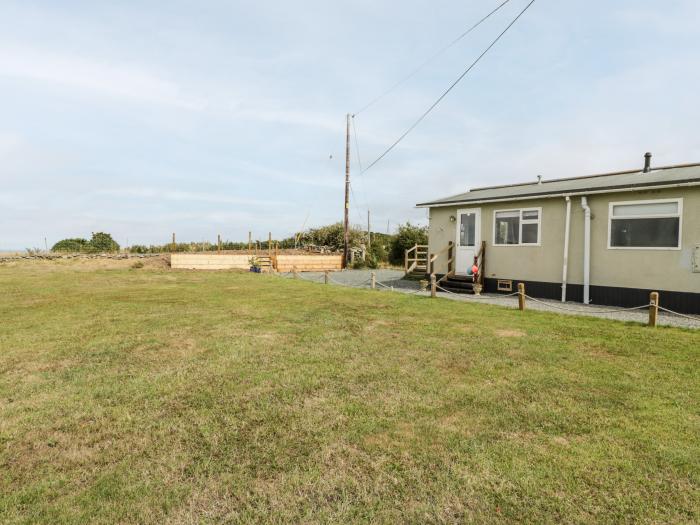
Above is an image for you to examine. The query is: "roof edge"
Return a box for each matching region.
[416,179,700,208]
[469,162,700,193]
[417,162,700,208]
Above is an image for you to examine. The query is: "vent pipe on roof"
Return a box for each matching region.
[643,152,652,173]
[537,175,543,184]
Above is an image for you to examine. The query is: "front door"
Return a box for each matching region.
[455,208,480,275]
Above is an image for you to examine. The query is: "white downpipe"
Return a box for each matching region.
[581,196,591,304]
[561,196,571,302]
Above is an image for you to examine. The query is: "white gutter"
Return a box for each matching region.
[415,180,700,208]
[561,196,571,302]
[581,196,591,304]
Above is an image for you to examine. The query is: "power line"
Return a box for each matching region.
[351,116,363,171]
[348,182,365,226]
[354,0,512,116]
[362,0,537,174]
[350,116,371,214]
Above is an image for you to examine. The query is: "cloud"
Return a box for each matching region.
[0,44,206,110]
[93,187,286,208]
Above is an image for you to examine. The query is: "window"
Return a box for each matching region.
[608,199,682,249]
[460,213,476,247]
[494,208,541,246]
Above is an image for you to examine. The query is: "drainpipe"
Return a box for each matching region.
[561,196,571,302]
[581,196,591,304]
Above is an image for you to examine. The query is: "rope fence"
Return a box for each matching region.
[521,295,651,314]
[275,270,700,327]
[657,305,700,323]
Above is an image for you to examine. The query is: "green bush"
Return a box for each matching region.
[87,232,120,253]
[129,245,150,254]
[52,232,120,253]
[52,238,89,252]
[298,223,365,251]
[389,223,428,265]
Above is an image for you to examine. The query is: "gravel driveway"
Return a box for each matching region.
[279,269,699,329]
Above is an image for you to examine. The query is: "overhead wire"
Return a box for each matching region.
[351,116,363,171]
[348,182,365,226]
[349,116,371,218]
[354,0,513,116]
[362,0,537,174]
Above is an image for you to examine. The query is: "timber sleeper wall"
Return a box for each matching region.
[275,255,342,272]
[171,254,250,270]
[171,253,343,272]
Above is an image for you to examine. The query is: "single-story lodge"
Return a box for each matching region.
[416,153,700,314]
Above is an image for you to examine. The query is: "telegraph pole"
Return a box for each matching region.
[343,113,351,268]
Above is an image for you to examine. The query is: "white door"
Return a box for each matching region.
[455,208,480,275]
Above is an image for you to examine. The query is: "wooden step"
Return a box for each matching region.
[443,280,473,290]
[446,274,474,283]
[439,282,475,294]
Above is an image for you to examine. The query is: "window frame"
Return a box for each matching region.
[492,207,542,247]
[607,198,683,251]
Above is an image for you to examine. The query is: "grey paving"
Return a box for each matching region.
[279,269,699,329]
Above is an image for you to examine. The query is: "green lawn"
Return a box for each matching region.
[1,263,698,524]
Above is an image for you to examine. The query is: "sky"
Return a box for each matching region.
[1,0,699,249]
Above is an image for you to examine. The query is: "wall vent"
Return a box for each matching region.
[497,279,513,292]
[693,244,700,273]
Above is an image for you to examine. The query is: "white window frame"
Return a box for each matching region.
[492,207,542,247]
[607,198,683,251]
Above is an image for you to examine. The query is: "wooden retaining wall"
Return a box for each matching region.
[171,253,343,272]
[171,254,250,270]
[275,255,342,272]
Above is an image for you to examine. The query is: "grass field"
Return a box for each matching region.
[1,261,698,523]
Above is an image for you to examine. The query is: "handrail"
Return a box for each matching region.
[428,241,454,277]
[404,244,429,274]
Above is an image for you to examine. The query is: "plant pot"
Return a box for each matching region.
[250,267,261,273]
[419,279,429,292]
[473,283,483,296]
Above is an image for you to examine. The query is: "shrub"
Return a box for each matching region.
[298,223,366,251]
[87,232,120,253]
[131,261,144,269]
[366,242,388,268]
[389,223,428,265]
[52,238,89,252]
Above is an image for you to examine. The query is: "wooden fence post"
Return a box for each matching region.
[293,266,298,279]
[248,231,252,254]
[430,274,437,298]
[217,234,222,254]
[518,282,526,311]
[324,270,329,285]
[371,272,376,290]
[649,291,659,327]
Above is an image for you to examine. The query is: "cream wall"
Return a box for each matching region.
[427,186,700,293]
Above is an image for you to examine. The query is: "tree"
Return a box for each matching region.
[389,222,428,265]
[87,232,120,252]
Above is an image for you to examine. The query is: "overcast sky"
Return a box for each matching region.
[1,0,699,249]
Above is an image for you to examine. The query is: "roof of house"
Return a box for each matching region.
[416,162,700,208]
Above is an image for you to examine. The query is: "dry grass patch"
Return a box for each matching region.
[494,328,527,338]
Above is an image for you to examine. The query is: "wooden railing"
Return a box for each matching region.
[404,244,428,274]
[428,241,454,278]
